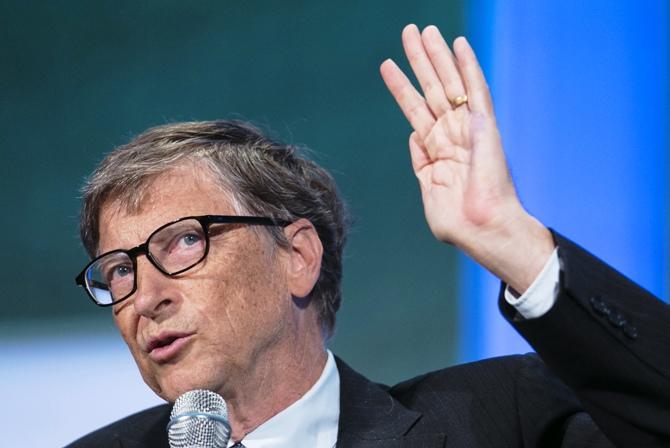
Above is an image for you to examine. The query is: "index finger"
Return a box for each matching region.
[380,58,437,138]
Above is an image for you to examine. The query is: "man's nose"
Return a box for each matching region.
[131,256,178,319]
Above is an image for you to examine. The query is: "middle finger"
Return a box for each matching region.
[402,24,451,117]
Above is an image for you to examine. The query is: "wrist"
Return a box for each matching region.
[459,206,555,293]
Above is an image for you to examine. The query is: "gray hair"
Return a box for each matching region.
[80,120,349,339]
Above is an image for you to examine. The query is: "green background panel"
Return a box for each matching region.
[1,0,465,384]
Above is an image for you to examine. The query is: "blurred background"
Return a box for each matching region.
[1,1,667,446]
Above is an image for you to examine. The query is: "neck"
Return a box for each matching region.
[224,325,327,441]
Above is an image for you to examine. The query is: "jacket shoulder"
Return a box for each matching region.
[65,404,170,448]
[389,354,585,446]
[389,353,551,401]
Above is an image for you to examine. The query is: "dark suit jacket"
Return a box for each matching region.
[66,233,670,447]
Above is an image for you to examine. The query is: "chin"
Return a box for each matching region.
[154,365,225,402]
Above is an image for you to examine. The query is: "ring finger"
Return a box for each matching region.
[420,26,469,111]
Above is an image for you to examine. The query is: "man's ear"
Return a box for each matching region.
[283,218,323,299]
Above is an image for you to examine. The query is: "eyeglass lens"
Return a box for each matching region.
[84,218,208,305]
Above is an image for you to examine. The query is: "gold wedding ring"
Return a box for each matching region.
[449,94,468,109]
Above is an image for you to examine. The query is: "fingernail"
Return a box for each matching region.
[425,25,442,37]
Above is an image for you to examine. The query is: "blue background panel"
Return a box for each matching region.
[460,0,668,361]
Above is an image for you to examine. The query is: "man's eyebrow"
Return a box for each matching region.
[208,222,247,237]
[96,252,130,270]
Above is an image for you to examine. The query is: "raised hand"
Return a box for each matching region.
[381,24,553,292]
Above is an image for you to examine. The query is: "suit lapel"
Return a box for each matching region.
[335,357,446,447]
[113,360,448,448]
[116,404,170,448]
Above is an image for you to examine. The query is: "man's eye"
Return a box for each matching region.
[105,264,133,282]
[181,233,201,246]
[115,265,131,277]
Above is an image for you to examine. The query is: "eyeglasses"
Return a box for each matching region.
[75,215,290,307]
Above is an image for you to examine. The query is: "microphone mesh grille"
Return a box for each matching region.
[168,389,230,448]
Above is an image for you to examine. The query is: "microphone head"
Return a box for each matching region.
[167,389,231,448]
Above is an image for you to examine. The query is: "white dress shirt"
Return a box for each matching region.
[230,249,561,447]
[229,350,339,448]
[504,248,560,319]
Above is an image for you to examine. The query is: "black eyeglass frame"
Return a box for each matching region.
[75,215,291,307]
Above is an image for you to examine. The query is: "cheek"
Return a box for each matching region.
[196,247,289,341]
[193,270,273,340]
[113,307,137,348]
[113,309,154,378]
[112,311,160,390]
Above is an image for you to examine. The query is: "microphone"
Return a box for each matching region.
[167,389,231,448]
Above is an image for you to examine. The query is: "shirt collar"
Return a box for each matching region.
[229,350,340,448]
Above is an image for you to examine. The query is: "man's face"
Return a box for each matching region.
[97,164,294,402]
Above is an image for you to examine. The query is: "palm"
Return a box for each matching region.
[381,26,518,248]
[416,113,515,244]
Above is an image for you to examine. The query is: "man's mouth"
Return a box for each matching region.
[146,332,195,363]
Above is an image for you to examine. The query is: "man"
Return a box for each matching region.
[68,25,670,447]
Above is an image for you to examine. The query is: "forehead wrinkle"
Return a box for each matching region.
[108,158,239,214]
[96,163,240,255]
[96,198,150,256]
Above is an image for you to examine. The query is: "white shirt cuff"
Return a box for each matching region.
[504,248,560,319]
